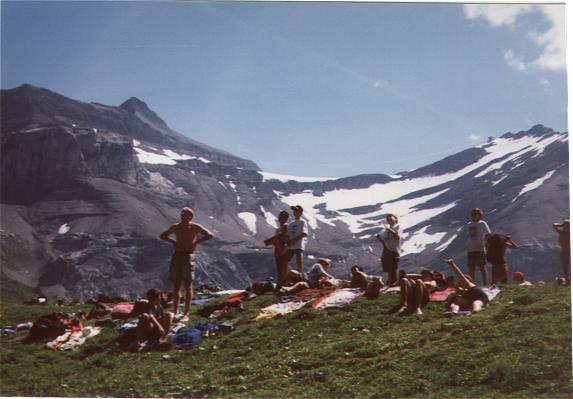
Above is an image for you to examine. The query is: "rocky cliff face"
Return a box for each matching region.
[0,84,568,300]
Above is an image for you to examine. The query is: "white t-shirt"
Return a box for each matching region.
[287,219,308,250]
[378,224,401,253]
[308,263,327,287]
[467,220,491,252]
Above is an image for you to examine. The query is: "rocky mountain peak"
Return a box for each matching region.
[119,97,167,129]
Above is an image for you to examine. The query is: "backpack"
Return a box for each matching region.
[169,328,203,350]
[486,234,506,264]
[25,314,67,343]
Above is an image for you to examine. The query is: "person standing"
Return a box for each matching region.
[159,207,214,322]
[286,205,308,273]
[466,208,491,286]
[375,213,401,286]
[264,210,290,283]
[553,219,570,283]
[486,233,518,285]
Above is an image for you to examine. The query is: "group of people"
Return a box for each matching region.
[149,204,570,342]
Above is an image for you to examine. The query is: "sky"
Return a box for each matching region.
[1,2,568,178]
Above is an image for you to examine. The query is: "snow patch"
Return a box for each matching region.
[435,234,457,252]
[238,212,257,235]
[58,224,70,234]
[512,170,556,202]
[401,226,448,255]
[260,206,277,228]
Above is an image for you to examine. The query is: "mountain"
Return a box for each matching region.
[0,84,569,299]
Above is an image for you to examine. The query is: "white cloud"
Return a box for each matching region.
[464,4,565,72]
[503,50,526,72]
[469,134,481,141]
[464,4,534,28]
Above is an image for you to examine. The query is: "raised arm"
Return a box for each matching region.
[384,224,400,240]
[445,259,475,290]
[553,223,564,233]
[506,236,518,250]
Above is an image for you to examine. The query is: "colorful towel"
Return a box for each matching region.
[111,302,134,319]
[429,288,457,302]
[292,287,337,302]
[253,300,310,321]
[192,295,217,305]
[46,326,101,351]
[212,290,246,297]
[311,288,364,310]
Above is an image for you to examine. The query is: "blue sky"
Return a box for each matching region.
[1,2,567,177]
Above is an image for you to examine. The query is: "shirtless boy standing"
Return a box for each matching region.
[160,207,214,322]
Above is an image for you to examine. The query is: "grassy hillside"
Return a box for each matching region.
[0,284,571,398]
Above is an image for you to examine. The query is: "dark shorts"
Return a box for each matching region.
[467,251,486,267]
[169,252,195,282]
[491,262,509,284]
[462,286,489,306]
[381,249,400,273]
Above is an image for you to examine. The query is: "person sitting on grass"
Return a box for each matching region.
[396,268,437,316]
[444,259,490,314]
[350,265,384,289]
[133,288,174,350]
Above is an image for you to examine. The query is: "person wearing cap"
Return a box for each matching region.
[466,208,491,286]
[159,207,214,322]
[286,205,309,273]
[375,214,401,286]
[264,211,290,284]
[512,271,532,286]
[553,219,570,283]
[307,258,334,288]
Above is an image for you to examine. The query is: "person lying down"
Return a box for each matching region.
[444,259,490,314]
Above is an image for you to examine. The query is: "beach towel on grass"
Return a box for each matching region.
[46,326,101,351]
[429,288,457,302]
[192,295,217,305]
[311,288,364,310]
[253,301,311,321]
[212,289,246,297]
[291,287,337,302]
[380,286,401,294]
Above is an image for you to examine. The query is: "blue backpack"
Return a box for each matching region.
[170,328,203,349]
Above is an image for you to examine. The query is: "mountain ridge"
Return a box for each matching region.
[0,84,569,299]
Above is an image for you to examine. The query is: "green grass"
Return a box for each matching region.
[0,285,571,398]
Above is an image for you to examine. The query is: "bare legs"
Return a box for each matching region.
[398,278,425,315]
[469,263,488,286]
[173,280,193,319]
